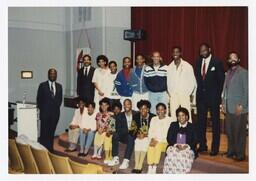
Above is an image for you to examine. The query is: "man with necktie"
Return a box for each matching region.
[37,68,63,152]
[77,54,96,105]
[194,43,225,156]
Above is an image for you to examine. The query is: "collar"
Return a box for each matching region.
[84,65,91,69]
[179,122,188,128]
[203,54,212,62]
[48,80,55,85]
[125,111,132,116]
[141,113,149,120]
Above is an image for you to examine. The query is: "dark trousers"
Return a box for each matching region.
[197,100,220,152]
[39,114,59,152]
[112,132,135,160]
[225,112,247,158]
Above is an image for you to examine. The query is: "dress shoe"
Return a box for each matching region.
[234,156,245,161]
[65,148,77,152]
[78,152,85,157]
[197,147,208,153]
[210,151,218,156]
[226,152,234,158]
[131,169,138,173]
[136,169,142,174]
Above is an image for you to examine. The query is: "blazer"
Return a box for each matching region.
[194,56,225,104]
[36,81,63,120]
[222,65,248,114]
[167,121,197,153]
[77,66,95,102]
[115,110,137,136]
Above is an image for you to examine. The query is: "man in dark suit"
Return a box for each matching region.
[77,54,95,105]
[37,68,63,152]
[108,99,137,169]
[194,43,225,156]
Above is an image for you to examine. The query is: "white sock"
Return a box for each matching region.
[97,146,103,156]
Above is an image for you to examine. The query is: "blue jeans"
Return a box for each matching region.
[79,130,95,151]
[149,91,168,114]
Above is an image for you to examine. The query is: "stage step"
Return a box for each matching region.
[54,133,248,174]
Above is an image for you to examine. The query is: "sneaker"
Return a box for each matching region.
[104,159,110,164]
[119,159,129,169]
[91,154,97,160]
[96,155,102,160]
[107,156,120,166]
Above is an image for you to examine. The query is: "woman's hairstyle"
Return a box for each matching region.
[99,98,110,112]
[137,99,151,110]
[109,60,117,67]
[96,55,109,66]
[87,101,96,108]
[82,54,92,61]
[99,97,110,105]
[112,101,122,110]
[156,103,167,110]
[176,106,190,120]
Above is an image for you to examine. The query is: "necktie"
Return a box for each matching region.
[202,60,206,80]
[50,82,54,97]
[84,67,88,76]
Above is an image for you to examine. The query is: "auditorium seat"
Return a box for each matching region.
[48,152,73,174]
[8,139,24,173]
[16,142,39,174]
[31,147,55,174]
[69,159,105,174]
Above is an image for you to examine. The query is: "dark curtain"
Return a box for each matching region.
[131,7,248,70]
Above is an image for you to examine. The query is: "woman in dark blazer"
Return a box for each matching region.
[163,107,197,174]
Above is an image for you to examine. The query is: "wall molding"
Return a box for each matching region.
[8,19,66,32]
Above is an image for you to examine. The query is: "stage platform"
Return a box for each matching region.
[54,132,248,174]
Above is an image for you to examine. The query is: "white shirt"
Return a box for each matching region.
[48,80,56,96]
[148,116,174,142]
[179,122,188,128]
[201,54,212,75]
[70,108,97,131]
[125,112,133,128]
[92,68,112,97]
[83,65,91,76]
[105,72,121,99]
[167,59,197,96]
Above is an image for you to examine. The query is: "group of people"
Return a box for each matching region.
[66,97,196,174]
[36,43,248,174]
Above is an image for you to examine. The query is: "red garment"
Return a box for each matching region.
[123,69,130,81]
[202,61,206,80]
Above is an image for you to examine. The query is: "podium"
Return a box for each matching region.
[16,102,39,141]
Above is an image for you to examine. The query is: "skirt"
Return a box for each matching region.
[163,145,194,174]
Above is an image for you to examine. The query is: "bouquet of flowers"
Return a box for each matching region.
[138,123,148,136]
[106,117,116,136]
[128,120,138,136]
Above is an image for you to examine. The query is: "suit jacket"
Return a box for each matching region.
[167,121,197,153]
[37,81,63,120]
[194,56,225,105]
[222,65,248,114]
[115,110,137,136]
[77,66,95,102]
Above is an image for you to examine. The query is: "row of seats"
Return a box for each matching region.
[9,139,106,174]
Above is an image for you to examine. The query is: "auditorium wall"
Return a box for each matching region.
[8,7,131,135]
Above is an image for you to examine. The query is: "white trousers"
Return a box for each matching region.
[169,93,192,122]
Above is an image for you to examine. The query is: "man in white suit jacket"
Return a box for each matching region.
[167,47,197,122]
